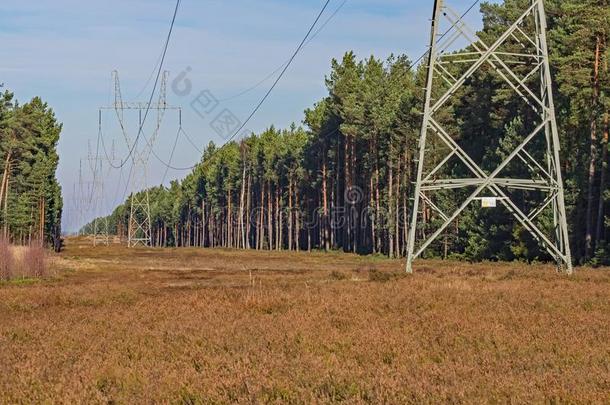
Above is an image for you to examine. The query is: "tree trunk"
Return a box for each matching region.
[349,136,354,253]
[187,208,192,247]
[596,113,609,245]
[322,153,330,251]
[585,35,602,259]
[227,189,232,248]
[267,182,273,250]
[375,160,381,253]
[342,135,350,251]
[209,213,214,248]
[202,199,206,247]
[370,170,376,254]
[245,172,252,249]
[330,178,335,249]
[275,187,280,250]
[403,147,410,257]
[388,161,394,258]
[395,164,400,258]
[0,150,12,214]
[288,177,293,251]
[294,193,301,252]
[2,167,10,239]
[40,197,45,245]
[258,184,264,250]
[239,165,246,249]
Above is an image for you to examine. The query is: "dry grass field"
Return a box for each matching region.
[0,237,609,404]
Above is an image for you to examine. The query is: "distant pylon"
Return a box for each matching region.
[101,70,180,247]
[87,134,115,246]
[77,157,99,238]
[76,159,87,236]
[406,0,573,273]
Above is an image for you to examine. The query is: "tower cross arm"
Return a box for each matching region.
[100,102,181,110]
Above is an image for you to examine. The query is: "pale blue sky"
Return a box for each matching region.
[0,0,494,231]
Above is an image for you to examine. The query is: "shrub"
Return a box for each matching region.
[368,269,393,283]
[329,270,347,280]
[21,241,47,278]
[0,236,13,281]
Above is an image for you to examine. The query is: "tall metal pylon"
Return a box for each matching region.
[101,70,180,247]
[406,0,573,273]
[74,159,89,236]
[75,158,98,236]
[87,137,116,246]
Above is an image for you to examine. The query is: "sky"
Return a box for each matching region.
[0,0,495,232]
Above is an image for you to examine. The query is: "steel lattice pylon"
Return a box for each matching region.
[88,151,110,246]
[102,70,180,247]
[87,136,118,246]
[406,0,573,273]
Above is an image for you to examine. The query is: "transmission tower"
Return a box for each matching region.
[74,158,98,236]
[101,70,180,247]
[406,0,573,273]
[74,159,88,236]
[87,137,117,246]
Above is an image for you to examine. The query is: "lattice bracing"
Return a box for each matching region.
[406,0,573,273]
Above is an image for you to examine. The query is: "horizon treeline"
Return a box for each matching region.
[84,0,609,265]
[0,91,63,249]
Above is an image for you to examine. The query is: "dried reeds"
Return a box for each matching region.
[0,236,12,281]
[0,239,47,280]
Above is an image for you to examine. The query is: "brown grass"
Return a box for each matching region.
[0,236,608,403]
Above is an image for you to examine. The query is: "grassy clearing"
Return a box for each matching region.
[0,237,608,403]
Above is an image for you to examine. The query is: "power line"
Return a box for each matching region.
[142,0,483,175]
[161,127,182,183]
[221,0,332,146]
[134,51,165,100]
[141,0,335,174]
[120,160,134,207]
[217,0,348,102]
[107,0,181,170]
[180,127,203,155]
[144,0,350,175]
[147,127,202,172]
[106,0,484,195]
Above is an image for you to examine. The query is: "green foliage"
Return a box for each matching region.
[0,91,63,248]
